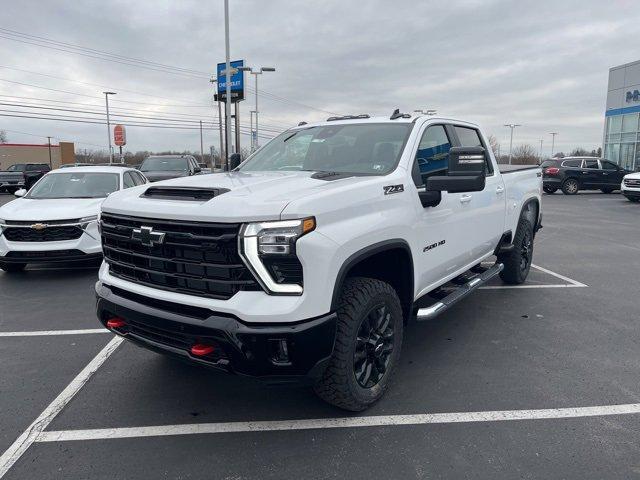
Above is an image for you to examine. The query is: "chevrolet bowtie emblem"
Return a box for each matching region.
[131,226,166,247]
[31,223,47,231]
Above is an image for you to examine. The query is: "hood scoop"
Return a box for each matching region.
[141,186,230,201]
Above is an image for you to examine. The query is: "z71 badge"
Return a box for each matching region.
[383,184,404,195]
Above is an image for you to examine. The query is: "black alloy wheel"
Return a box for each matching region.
[353,303,394,388]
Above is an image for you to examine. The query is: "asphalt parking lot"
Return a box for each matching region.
[1,191,639,479]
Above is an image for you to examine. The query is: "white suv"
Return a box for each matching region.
[621,171,640,202]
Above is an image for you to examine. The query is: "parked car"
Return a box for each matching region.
[621,171,640,202]
[0,166,148,272]
[139,155,202,182]
[542,157,629,195]
[0,163,51,193]
[95,113,542,411]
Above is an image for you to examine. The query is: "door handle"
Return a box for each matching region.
[581,171,588,174]
[460,194,472,204]
[603,172,608,175]
[496,185,505,194]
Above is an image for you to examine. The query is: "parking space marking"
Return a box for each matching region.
[34,402,640,443]
[0,329,109,337]
[0,336,123,479]
[479,263,587,290]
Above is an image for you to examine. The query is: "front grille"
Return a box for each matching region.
[5,249,84,259]
[100,213,260,300]
[3,226,83,242]
[624,178,640,187]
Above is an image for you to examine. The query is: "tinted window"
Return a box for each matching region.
[26,164,43,171]
[413,125,451,185]
[7,164,25,172]
[562,159,581,167]
[541,160,557,168]
[123,172,136,188]
[601,160,618,170]
[584,159,599,169]
[133,172,146,185]
[141,157,189,172]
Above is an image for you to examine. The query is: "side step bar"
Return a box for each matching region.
[416,263,504,321]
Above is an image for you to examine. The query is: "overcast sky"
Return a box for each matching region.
[1,0,639,156]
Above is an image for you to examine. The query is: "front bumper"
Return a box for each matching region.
[96,281,337,383]
[542,178,562,188]
[622,188,640,199]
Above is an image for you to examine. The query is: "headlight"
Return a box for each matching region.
[239,217,315,295]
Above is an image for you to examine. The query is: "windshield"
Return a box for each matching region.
[7,164,25,172]
[27,173,120,199]
[239,123,412,175]
[141,157,188,172]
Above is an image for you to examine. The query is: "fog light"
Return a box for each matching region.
[269,339,290,365]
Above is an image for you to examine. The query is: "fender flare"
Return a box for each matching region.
[330,239,414,312]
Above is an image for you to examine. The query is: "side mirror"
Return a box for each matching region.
[426,146,487,193]
[14,188,26,197]
[193,166,202,174]
[229,153,242,170]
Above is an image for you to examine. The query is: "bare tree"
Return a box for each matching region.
[511,144,539,165]
[0,130,7,143]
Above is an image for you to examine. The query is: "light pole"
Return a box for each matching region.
[223,0,232,168]
[539,139,544,159]
[103,91,116,164]
[503,124,521,165]
[46,136,53,168]
[209,77,225,167]
[414,109,437,115]
[239,65,275,150]
[199,120,204,165]
[549,132,559,157]
[249,110,257,151]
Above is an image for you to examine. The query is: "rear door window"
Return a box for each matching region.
[601,160,618,170]
[562,159,581,168]
[583,159,599,169]
[123,172,136,188]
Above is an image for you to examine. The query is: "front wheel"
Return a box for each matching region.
[562,178,579,195]
[0,262,27,273]
[314,277,403,411]
[600,188,615,194]
[498,218,534,285]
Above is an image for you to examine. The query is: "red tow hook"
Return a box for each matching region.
[190,344,215,357]
[106,317,127,329]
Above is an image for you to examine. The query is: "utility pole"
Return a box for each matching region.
[549,132,559,157]
[539,139,543,158]
[223,0,232,170]
[103,91,116,164]
[199,120,205,165]
[210,77,224,167]
[240,65,276,150]
[503,124,521,165]
[46,136,52,168]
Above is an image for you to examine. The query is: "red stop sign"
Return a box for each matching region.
[114,124,126,146]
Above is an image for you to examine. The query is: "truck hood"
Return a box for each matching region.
[624,172,640,180]
[102,171,375,222]
[0,197,105,221]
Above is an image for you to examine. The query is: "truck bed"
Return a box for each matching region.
[498,164,541,173]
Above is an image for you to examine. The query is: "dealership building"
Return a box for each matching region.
[604,60,640,171]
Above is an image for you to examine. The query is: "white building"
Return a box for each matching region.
[604,60,640,171]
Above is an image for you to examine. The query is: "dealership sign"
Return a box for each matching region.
[216,59,245,103]
[626,90,640,103]
[113,124,126,146]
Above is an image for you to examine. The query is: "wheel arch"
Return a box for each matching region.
[331,240,414,322]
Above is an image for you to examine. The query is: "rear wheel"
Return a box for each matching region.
[543,186,557,194]
[498,218,534,285]
[0,262,27,273]
[314,277,403,411]
[600,188,615,194]
[562,178,579,195]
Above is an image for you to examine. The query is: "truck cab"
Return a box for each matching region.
[95,112,542,410]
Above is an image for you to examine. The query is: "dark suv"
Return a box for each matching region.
[0,163,51,193]
[139,155,202,182]
[542,157,629,195]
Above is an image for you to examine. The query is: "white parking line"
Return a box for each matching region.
[0,336,123,479]
[479,263,587,290]
[35,402,640,443]
[0,329,109,337]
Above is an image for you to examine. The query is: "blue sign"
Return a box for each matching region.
[217,59,245,102]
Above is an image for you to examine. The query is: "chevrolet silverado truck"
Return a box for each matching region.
[0,163,51,193]
[96,112,542,411]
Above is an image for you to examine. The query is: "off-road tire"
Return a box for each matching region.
[498,218,534,285]
[314,277,403,411]
[561,178,579,195]
[0,262,27,273]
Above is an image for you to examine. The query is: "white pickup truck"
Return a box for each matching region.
[96,112,542,410]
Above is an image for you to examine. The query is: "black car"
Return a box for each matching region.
[139,155,202,182]
[542,157,629,195]
[0,163,51,193]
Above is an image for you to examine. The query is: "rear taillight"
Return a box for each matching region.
[545,167,560,175]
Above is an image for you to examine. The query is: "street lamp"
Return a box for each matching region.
[549,132,559,157]
[103,91,116,164]
[414,109,437,116]
[503,124,521,165]
[239,65,276,151]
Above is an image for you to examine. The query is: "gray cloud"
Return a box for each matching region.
[0,0,638,155]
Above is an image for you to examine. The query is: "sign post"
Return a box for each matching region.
[217,59,245,162]
[113,124,126,164]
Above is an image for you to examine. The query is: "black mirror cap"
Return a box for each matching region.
[229,153,242,170]
[426,174,486,193]
[448,146,487,177]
